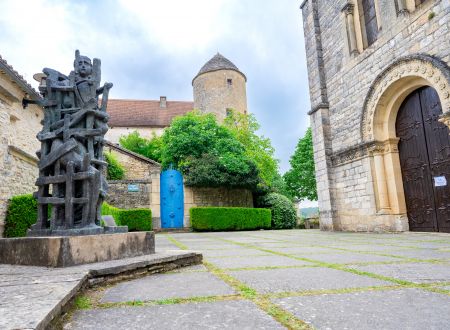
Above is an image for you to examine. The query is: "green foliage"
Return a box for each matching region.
[101,203,152,231]
[4,194,37,237]
[119,131,163,163]
[184,153,259,189]
[190,207,271,231]
[161,111,260,190]
[284,127,317,201]
[269,172,294,200]
[257,193,296,229]
[104,151,125,180]
[224,111,279,188]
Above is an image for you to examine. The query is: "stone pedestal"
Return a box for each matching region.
[0,232,155,267]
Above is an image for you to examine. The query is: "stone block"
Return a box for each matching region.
[0,232,155,267]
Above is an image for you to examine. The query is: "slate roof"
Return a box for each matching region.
[192,53,246,84]
[0,54,40,99]
[107,99,194,127]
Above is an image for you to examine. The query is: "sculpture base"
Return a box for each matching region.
[0,232,155,267]
[27,225,128,237]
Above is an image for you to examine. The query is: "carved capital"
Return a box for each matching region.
[439,111,450,132]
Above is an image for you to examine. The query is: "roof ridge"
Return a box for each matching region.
[0,54,40,99]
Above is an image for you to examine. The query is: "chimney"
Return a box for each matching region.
[160,96,167,108]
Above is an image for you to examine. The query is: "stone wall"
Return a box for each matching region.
[193,70,247,122]
[183,187,253,226]
[301,0,450,231]
[0,72,42,236]
[106,180,151,209]
[103,142,161,225]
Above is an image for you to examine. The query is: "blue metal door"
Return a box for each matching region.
[160,169,184,228]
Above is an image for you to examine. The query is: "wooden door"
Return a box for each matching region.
[396,86,450,232]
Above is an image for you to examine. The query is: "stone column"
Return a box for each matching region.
[396,0,409,15]
[342,3,359,56]
[369,143,390,213]
[310,106,337,230]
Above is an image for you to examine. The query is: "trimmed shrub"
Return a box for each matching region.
[190,207,271,232]
[258,193,296,229]
[5,194,37,237]
[101,203,152,231]
[104,152,125,180]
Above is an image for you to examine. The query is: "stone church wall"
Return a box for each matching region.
[302,0,450,231]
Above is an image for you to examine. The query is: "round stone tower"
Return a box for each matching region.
[192,53,247,122]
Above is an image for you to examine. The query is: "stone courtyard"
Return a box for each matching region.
[61,230,450,329]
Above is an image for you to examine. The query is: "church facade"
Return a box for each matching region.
[301,0,450,232]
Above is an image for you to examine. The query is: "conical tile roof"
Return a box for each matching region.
[193,53,246,83]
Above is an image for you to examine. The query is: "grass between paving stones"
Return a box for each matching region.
[164,234,189,250]
[207,235,450,288]
[164,234,313,330]
[243,233,450,264]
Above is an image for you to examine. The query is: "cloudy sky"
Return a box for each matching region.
[0,0,310,174]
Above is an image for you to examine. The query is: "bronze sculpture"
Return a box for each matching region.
[29,50,119,236]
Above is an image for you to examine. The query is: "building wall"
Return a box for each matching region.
[302,0,450,231]
[193,70,247,122]
[106,126,164,144]
[0,74,42,236]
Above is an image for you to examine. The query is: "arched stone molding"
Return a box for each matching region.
[359,54,450,227]
[361,54,450,142]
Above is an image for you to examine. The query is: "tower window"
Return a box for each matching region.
[226,108,233,117]
[227,78,232,86]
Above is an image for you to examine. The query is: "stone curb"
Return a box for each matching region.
[1,250,202,330]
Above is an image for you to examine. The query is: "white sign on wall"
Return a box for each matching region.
[434,176,447,187]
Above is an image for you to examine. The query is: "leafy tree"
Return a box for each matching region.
[270,172,294,200]
[224,110,279,188]
[284,127,317,201]
[119,131,163,163]
[104,152,125,180]
[161,111,260,190]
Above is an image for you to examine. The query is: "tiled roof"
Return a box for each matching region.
[0,54,40,99]
[105,140,161,166]
[107,99,194,127]
[193,53,246,84]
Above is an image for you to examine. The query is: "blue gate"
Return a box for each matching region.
[160,169,184,228]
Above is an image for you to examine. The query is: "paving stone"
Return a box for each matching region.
[273,288,450,330]
[101,272,235,303]
[65,300,284,330]
[266,246,337,254]
[207,255,313,269]
[229,267,391,293]
[351,262,450,283]
[202,249,272,258]
[299,252,401,264]
[386,249,450,260]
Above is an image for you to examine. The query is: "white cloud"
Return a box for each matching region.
[117,0,232,53]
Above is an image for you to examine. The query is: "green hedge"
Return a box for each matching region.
[5,194,38,237]
[101,203,152,231]
[190,207,271,231]
[257,193,297,229]
[3,195,152,237]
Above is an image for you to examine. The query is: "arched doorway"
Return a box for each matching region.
[396,86,450,232]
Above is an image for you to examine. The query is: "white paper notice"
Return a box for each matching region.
[434,176,447,187]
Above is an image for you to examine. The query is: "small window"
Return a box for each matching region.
[227,78,232,86]
[361,0,378,47]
